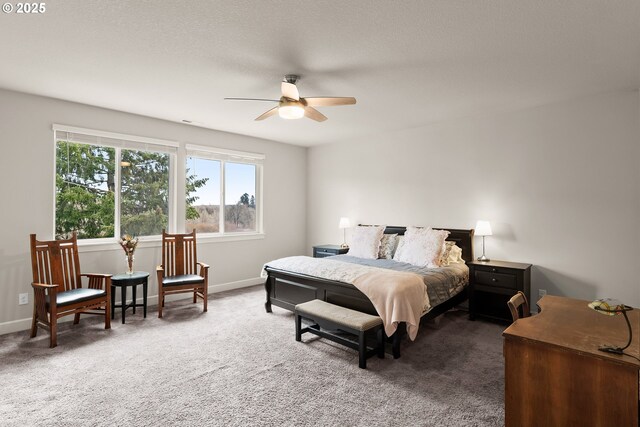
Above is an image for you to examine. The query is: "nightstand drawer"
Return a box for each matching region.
[315,250,337,258]
[474,270,517,290]
[312,245,349,258]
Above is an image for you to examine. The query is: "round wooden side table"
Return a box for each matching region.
[111,271,149,324]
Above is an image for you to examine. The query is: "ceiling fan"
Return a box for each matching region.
[224,75,356,122]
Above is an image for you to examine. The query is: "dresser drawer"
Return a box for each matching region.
[474,269,517,290]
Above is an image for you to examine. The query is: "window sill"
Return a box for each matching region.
[77,233,265,253]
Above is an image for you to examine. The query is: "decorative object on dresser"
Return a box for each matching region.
[587,298,634,355]
[338,217,351,248]
[507,291,530,322]
[474,220,492,262]
[29,233,111,348]
[157,230,209,318]
[468,260,531,323]
[503,295,639,426]
[313,244,349,258]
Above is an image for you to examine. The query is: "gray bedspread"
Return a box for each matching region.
[327,255,469,309]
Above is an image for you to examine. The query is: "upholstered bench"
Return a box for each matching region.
[295,299,385,369]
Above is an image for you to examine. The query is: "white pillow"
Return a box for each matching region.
[394,227,450,268]
[349,225,385,259]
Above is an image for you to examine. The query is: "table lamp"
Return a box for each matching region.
[475,220,492,262]
[588,298,634,355]
[338,217,351,248]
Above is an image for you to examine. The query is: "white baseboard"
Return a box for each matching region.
[0,277,263,336]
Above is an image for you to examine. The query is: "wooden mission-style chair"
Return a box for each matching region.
[507,291,531,322]
[157,230,209,318]
[30,233,111,348]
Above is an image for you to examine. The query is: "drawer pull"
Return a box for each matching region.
[492,268,497,272]
[492,278,497,282]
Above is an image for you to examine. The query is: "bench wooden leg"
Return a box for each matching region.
[295,313,302,342]
[377,327,385,359]
[358,331,366,369]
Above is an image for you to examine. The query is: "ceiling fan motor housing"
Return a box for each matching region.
[284,74,300,84]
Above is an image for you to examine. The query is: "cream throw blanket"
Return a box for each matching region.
[263,256,428,340]
[353,270,427,340]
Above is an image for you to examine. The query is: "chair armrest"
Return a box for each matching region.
[31,283,59,313]
[31,282,58,291]
[197,262,209,282]
[156,265,164,287]
[81,273,112,290]
[81,273,112,278]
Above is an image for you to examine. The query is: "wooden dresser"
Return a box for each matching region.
[503,295,639,426]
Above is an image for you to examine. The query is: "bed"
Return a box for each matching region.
[263,226,474,358]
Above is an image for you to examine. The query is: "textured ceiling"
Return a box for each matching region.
[0,1,638,146]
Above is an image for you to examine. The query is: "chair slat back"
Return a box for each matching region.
[30,233,81,291]
[161,230,198,276]
[507,291,530,322]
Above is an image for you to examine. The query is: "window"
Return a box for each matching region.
[54,126,177,240]
[55,142,116,239]
[185,144,263,235]
[185,157,221,233]
[54,126,264,242]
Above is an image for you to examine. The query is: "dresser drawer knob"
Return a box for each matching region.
[492,278,497,282]
[492,268,497,272]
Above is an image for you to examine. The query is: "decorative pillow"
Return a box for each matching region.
[393,236,405,260]
[349,225,385,259]
[378,234,398,259]
[439,241,456,267]
[393,226,450,268]
[448,244,465,264]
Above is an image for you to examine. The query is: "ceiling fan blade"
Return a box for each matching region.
[255,107,279,121]
[224,98,279,102]
[303,97,357,107]
[281,82,300,100]
[304,107,328,122]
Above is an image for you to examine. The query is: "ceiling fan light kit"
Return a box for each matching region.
[278,100,305,119]
[225,75,356,122]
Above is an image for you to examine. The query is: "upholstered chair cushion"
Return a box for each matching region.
[162,274,204,287]
[45,288,107,308]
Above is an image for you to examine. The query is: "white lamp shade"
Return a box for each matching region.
[338,217,351,229]
[475,220,492,236]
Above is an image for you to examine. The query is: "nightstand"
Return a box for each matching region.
[313,244,349,258]
[468,260,532,323]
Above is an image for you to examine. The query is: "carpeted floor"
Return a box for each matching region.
[0,286,505,426]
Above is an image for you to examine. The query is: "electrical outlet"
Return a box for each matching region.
[538,289,547,301]
[18,293,28,305]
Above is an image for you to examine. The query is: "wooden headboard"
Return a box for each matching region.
[364,225,475,263]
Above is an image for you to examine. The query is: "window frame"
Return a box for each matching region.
[184,143,264,237]
[52,125,265,250]
[53,124,178,244]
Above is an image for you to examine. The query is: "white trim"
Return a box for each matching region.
[185,143,265,161]
[53,124,179,148]
[76,232,265,253]
[0,277,263,336]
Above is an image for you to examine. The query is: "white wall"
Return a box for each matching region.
[307,90,640,306]
[0,89,307,333]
